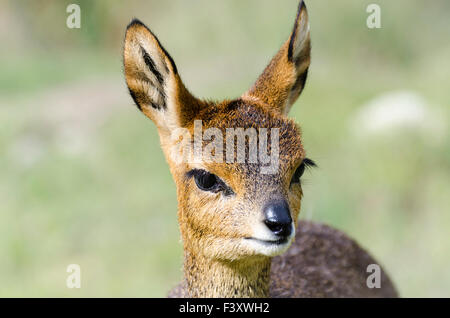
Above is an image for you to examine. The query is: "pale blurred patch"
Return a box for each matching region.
[350,91,447,144]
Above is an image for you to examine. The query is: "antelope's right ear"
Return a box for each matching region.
[123,19,203,132]
[243,1,310,115]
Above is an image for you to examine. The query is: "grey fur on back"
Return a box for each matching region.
[168,221,398,298]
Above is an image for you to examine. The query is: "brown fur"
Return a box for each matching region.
[123,1,398,298]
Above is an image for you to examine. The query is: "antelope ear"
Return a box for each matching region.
[123,19,204,132]
[243,1,310,115]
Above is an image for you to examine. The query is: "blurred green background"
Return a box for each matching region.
[0,0,449,297]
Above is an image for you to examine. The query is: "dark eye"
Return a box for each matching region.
[291,164,305,184]
[187,169,234,195]
[291,158,316,185]
[195,170,219,191]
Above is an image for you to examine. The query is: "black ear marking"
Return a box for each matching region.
[291,69,308,93]
[140,46,165,86]
[126,18,146,30]
[127,45,167,111]
[288,0,306,63]
[158,42,178,75]
[127,18,178,75]
[128,87,142,111]
[128,86,162,111]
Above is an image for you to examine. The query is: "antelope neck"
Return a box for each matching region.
[183,250,272,297]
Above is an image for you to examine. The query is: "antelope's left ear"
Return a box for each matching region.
[243,1,311,115]
[123,19,204,133]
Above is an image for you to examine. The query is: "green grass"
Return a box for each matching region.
[0,0,449,297]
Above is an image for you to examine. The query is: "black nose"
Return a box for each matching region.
[263,201,292,237]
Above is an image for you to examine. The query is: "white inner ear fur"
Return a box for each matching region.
[292,10,310,60]
[283,10,310,115]
[136,32,170,78]
[162,76,180,132]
